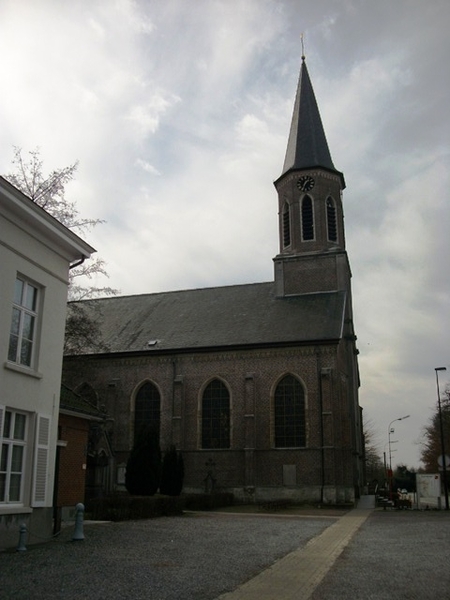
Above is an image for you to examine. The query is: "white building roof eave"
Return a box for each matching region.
[0,176,96,262]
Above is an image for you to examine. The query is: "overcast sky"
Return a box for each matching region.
[1,0,449,470]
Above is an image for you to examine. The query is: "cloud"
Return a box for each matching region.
[125,92,181,138]
[135,159,161,176]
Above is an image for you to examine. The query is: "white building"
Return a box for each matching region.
[0,176,94,548]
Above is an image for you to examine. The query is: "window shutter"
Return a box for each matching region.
[0,406,4,503]
[32,414,51,507]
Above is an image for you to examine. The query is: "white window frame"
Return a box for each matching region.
[8,276,40,369]
[0,407,28,504]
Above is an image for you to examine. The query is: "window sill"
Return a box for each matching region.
[0,505,33,515]
[273,446,307,450]
[3,361,43,379]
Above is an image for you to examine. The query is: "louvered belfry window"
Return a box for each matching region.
[302,196,314,240]
[201,379,230,449]
[327,197,337,242]
[274,375,306,448]
[282,202,291,248]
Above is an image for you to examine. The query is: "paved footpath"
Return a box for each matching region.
[217,504,372,600]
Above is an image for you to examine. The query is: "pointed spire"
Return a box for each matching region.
[280,57,338,178]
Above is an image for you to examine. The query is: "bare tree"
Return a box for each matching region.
[420,387,450,472]
[363,417,385,485]
[5,146,118,301]
[7,146,94,232]
[5,146,118,353]
[63,302,109,355]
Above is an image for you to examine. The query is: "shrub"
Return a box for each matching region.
[86,494,184,521]
[85,492,234,521]
[160,446,184,496]
[183,492,234,511]
[125,425,161,496]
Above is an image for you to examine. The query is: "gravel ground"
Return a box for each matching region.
[311,510,450,600]
[0,511,333,600]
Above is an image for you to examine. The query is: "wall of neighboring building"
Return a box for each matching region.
[0,219,67,547]
[0,181,93,549]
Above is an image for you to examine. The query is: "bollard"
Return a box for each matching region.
[17,523,27,552]
[72,502,85,541]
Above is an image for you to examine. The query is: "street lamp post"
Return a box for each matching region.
[387,415,410,500]
[435,367,449,510]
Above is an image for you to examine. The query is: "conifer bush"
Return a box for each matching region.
[125,425,161,496]
[160,445,184,496]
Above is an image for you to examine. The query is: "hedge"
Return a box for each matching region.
[182,492,234,511]
[86,494,184,521]
[85,492,234,521]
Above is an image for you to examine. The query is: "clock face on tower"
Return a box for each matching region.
[297,175,315,192]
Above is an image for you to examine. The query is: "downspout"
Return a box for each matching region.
[316,349,325,505]
[52,442,62,534]
[172,359,183,448]
[172,360,176,444]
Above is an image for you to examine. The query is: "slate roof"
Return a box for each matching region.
[59,384,103,419]
[69,282,346,356]
[280,59,343,184]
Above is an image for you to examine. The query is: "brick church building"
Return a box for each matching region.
[62,56,364,505]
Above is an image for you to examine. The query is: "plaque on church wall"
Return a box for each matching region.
[283,464,297,486]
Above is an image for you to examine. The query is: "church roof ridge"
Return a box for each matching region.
[70,280,274,305]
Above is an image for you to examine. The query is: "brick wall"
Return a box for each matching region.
[63,339,360,503]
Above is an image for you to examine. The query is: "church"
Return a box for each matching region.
[62,56,364,505]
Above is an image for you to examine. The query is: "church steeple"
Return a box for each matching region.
[279,57,343,185]
[273,57,351,298]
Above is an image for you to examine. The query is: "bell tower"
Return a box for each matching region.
[274,56,351,298]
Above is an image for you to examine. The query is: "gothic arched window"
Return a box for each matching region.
[301,196,314,240]
[326,197,337,242]
[201,379,230,449]
[134,382,160,442]
[274,375,306,448]
[282,201,291,248]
